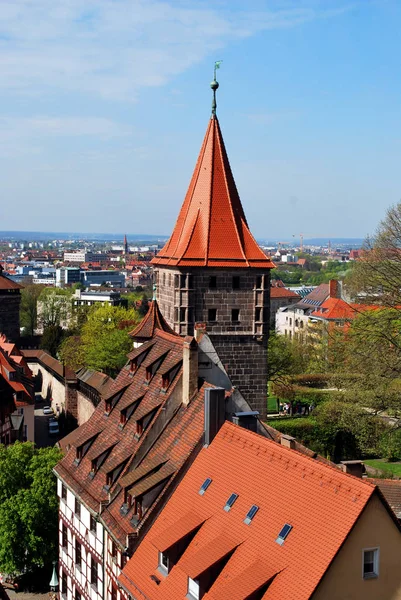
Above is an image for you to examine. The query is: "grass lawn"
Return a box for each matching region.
[267,396,279,413]
[364,459,401,478]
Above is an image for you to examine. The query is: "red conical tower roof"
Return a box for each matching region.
[152,117,274,269]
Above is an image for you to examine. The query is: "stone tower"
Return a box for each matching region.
[0,264,23,343]
[151,76,274,418]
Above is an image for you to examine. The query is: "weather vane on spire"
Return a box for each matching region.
[211,60,222,117]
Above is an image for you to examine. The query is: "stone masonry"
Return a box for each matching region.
[155,266,270,418]
[0,290,21,342]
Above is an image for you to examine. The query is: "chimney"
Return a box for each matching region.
[194,322,207,342]
[204,387,226,446]
[232,411,259,432]
[339,460,364,478]
[329,279,342,299]
[182,336,198,406]
[280,434,296,450]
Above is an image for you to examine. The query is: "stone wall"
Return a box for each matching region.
[28,360,66,410]
[155,266,270,419]
[0,291,21,342]
[211,334,268,419]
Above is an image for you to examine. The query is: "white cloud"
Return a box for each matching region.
[0,0,356,101]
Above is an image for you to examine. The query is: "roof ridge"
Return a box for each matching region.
[222,421,376,492]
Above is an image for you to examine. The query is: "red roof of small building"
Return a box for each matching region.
[119,421,380,600]
[129,300,177,341]
[270,288,300,300]
[152,117,274,269]
[310,298,378,321]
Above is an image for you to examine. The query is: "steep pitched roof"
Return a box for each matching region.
[55,329,211,547]
[119,421,378,600]
[129,300,177,342]
[151,117,274,269]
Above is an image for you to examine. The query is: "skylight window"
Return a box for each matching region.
[199,477,212,496]
[244,504,259,525]
[276,523,292,545]
[224,493,238,512]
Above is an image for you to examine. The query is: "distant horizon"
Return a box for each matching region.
[0,230,365,246]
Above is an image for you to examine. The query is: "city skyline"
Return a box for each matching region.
[1,0,401,238]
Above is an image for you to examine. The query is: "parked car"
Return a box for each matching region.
[48,421,59,436]
[43,406,54,416]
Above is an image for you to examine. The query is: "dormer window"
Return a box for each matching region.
[145,353,168,384]
[75,433,98,464]
[161,362,182,392]
[105,459,129,490]
[136,420,144,437]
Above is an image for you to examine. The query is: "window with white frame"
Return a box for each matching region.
[158,551,169,575]
[363,548,379,579]
[188,577,200,599]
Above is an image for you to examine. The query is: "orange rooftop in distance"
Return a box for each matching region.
[151,116,274,269]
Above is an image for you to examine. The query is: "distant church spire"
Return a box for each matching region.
[123,234,128,256]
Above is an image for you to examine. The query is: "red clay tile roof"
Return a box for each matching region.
[55,329,213,547]
[310,298,378,321]
[270,288,300,299]
[129,300,177,341]
[119,421,377,600]
[151,117,274,269]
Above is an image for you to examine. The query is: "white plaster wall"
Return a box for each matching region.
[27,361,65,409]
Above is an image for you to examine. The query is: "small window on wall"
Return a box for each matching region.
[232,309,240,322]
[363,548,379,579]
[208,309,217,322]
[209,276,217,289]
[256,276,262,288]
[61,484,67,501]
[75,498,81,518]
[180,307,186,322]
[232,276,240,289]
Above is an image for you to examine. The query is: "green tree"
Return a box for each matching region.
[40,324,66,358]
[60,303,139,375]
[38,288,73,330]
[20,284,44,336]
[0,443,62,574]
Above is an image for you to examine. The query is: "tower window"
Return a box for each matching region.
[256,276,262,288]
[231,309,240,322]
[232,276,240,289]
[180,307,186,322]
[209,276,217,289]
[208,309,217,322]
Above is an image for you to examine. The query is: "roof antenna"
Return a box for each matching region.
[211,60,222,117]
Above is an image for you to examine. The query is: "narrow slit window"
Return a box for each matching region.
[224,493,238,512]
[199,477,212,495]
[208,308,217,322]
[244,504,259,525]
[231,308,240,322]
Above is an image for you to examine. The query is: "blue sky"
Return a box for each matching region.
[1,0,400,239]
